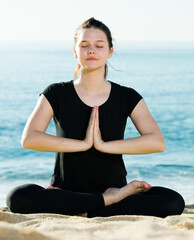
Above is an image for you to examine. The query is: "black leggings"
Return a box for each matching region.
[6,184,185,218]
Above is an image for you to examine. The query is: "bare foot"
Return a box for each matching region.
[102,180,151,206]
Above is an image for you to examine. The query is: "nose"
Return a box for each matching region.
[88,45,95,54]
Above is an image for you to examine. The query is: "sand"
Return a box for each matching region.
[0,206,194,240]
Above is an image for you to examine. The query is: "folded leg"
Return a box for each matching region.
[87,186,185,218]
[6,184,105,215]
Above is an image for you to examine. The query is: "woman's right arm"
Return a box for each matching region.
[21,94,93,152]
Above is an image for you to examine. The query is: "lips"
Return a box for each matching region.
[86,58,97,60]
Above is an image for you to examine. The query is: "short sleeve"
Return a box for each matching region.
[126,87,143,116]
[39,83,59,118]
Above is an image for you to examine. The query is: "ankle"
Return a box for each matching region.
[102,188,121,206]
[102,193,109,206]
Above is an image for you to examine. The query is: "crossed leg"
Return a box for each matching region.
[6,181,185,218]
[88,186,185,218]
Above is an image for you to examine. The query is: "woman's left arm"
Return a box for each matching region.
[94,99,166,154]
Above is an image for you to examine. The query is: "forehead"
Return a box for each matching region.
[77,28,107,43]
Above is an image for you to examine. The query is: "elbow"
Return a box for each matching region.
[21,130,40,150]
[21,134,32,149]
[157,137,166,153]
[21,136,28,149]
[159,142,166,153]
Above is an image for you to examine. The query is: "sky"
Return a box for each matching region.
[0,0,194,42]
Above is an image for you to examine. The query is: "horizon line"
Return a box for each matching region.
[0,40,194,44]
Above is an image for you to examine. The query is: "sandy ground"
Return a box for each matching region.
[0,205,194,240]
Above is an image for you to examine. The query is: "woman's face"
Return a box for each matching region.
[73,27,113,71]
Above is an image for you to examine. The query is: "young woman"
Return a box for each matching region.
[6,18,185,218]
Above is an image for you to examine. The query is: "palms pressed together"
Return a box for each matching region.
[45,106,151,206]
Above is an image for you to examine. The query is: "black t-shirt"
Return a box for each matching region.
[40,80,143,193]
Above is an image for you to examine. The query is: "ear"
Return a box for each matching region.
[73,46,78,59]
[107,46,113,59]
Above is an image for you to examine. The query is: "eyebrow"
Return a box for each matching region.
[80,40,105,43]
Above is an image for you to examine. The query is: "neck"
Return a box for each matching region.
[75,66,107,93]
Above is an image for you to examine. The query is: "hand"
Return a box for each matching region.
[83,106,95,149]
[93,106,105,151]
[44,185,61,189]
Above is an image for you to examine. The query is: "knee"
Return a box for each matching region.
[172,193,185,214]
[6,184,38,213]
[164,191,185,217]
[6,186,25,213]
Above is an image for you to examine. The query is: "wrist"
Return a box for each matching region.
[95,141,106,153]
[82,139,93,151]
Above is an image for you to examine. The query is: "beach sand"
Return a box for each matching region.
[0,205,194,240]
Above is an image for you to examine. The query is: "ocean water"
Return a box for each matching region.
[0,41,194,206]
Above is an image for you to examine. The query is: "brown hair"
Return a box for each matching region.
[74,17,113,79]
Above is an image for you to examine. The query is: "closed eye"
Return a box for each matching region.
[80,45,104,48]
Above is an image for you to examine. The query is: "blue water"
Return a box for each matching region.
[0,41,194,206]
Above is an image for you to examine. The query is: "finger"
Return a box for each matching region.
[93,107,97,132]
[94,107,101,140]
[45,186,54,189]
[94,106,99,126]
[45,186,60,190]
[96,106,99,126]
[92,107,97,126]
[93,108,97,131]
[89,107,95,126]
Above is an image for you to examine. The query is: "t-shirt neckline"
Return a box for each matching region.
[71,80,113,109]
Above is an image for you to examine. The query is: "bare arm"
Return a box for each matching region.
[96,99,166,154]
[21,94,92,152]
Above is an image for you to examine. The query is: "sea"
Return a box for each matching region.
[0,41,194,206]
